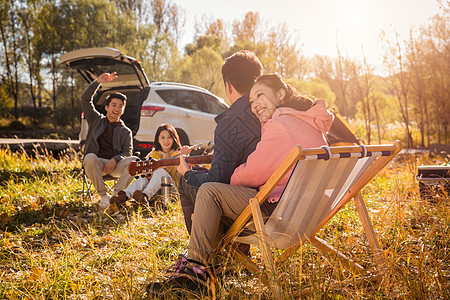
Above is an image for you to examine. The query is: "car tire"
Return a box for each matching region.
[176,129,190,146]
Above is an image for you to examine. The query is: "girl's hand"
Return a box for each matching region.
[180,146,191,156]
[177,155,191,176]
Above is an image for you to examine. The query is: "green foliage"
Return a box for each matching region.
[0,84,13,111]
[180,47,225,98]
[185,34,224,56]
[7,120,26,130]
[287,77,337,107]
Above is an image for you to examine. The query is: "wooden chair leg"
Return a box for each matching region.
[277,243,301,264]
[276,235,365,274]
[228,246,260,275]
[310,236,364,273]
[354,192,386,269]
[227,247,273,288]
[250,197,282,299]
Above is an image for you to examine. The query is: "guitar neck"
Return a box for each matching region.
[128,154,213,176]
[158,154,213,167]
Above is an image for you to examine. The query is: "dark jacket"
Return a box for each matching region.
[184,94,261,187]
[81,81,133,162]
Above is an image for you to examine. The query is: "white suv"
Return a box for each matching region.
[61,47,228,156]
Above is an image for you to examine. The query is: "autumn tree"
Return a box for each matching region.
[265,23,305,79]
[312,55,355,119]
[382,32,414,148]
[421,13,449,144]
[0,0,21,119]
[17,0,44,122]
[146,0,183,81]
[180,47,224,98]
[186,17,229,56]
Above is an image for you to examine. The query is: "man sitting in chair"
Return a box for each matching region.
[178,50,263,234]
[146,74,334,297]
[81,72,137,209]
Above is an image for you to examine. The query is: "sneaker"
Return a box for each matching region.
[146,256,210,297]
[110,191,128,206]
[99,195,110,210]
[132,190,149,204]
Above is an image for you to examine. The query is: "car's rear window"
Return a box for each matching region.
[156,89,227,115]
[91,62,136,76]
[70,58,137,77]
[156,90,204,111]
[200,93,227,115]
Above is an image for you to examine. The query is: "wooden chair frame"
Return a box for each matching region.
[219,141,403,298]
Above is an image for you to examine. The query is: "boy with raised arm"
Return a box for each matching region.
[81,72,137,209]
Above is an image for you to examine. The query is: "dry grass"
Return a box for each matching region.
[0,148,449,299]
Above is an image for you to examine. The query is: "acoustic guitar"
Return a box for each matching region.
[128,154,213,177]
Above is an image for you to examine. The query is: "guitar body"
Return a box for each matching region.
[128,154,213,176]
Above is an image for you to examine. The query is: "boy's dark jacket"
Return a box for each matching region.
[81,81,133,162]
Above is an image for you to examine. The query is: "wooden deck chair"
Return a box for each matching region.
[219,141,403,298]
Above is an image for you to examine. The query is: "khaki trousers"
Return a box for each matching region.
[187,182,277,265]
[123,168,173,199]
[83,153,137,196]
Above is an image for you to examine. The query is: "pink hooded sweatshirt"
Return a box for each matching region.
[230,99,334,203]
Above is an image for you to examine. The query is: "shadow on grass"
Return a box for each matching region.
[0,190,174,237]
[0,168,82,184]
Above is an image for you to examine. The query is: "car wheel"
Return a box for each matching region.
[176,129,190,146]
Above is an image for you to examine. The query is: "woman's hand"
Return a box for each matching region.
[177,155,191,176]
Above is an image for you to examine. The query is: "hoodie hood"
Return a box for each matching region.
[271,99,334,133]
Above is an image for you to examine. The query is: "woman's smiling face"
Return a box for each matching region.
[249,82,285,124]
[158,129,174,153]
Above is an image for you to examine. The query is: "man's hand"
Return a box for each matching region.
[103,158,117,174]
[177,155,191,176]
[97,72,118,84]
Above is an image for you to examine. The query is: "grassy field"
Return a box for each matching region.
[0,147,449,299]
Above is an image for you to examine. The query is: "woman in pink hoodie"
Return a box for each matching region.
[147,74,334,296]
[231,74,334,203]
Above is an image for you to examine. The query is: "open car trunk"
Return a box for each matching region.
[60,48,150,135]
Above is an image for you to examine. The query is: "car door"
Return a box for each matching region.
[155,89,216,145]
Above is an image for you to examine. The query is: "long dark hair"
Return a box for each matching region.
[153,124,181,152]
[254,74,314,111]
